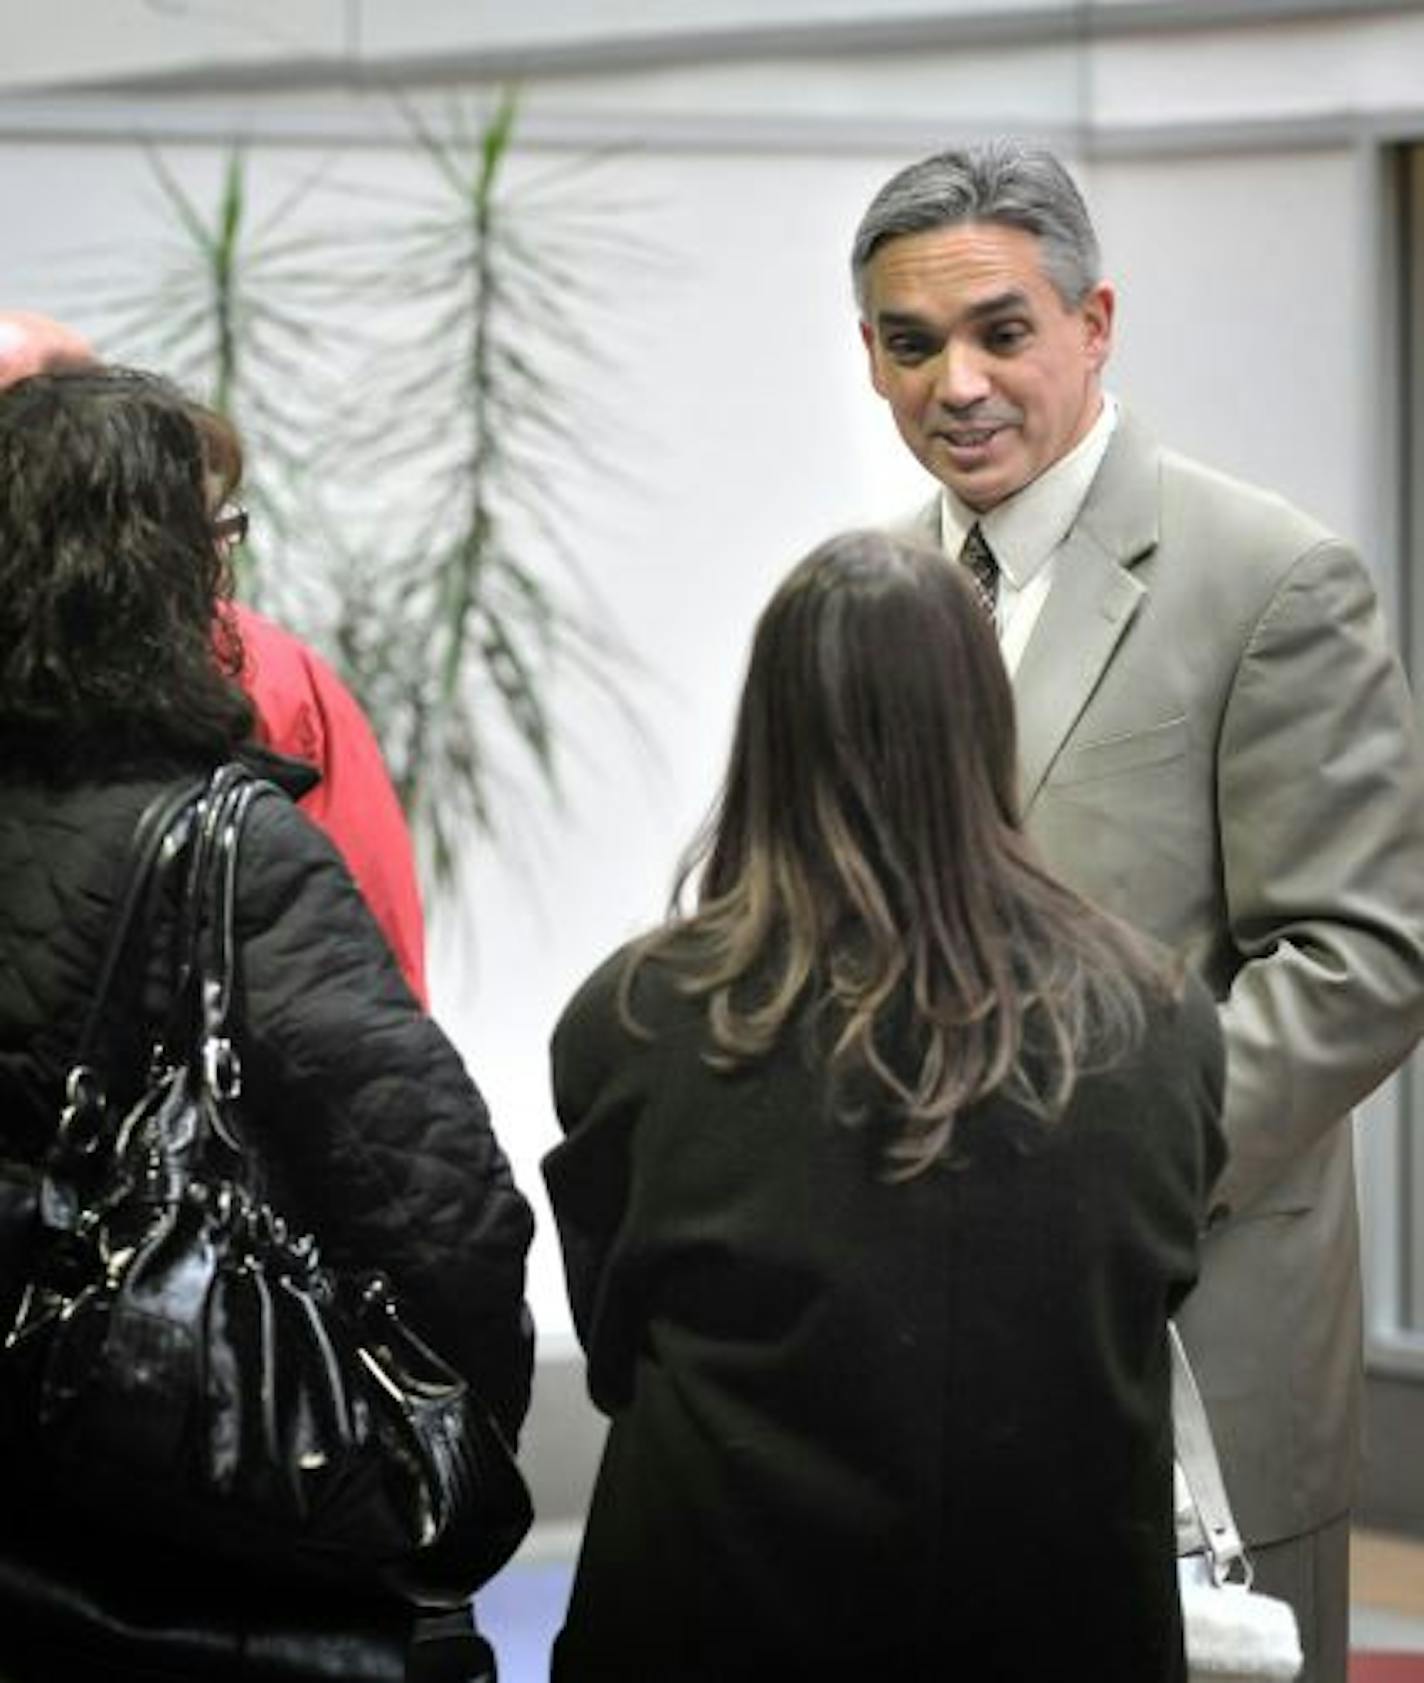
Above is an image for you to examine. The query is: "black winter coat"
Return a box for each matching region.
[0,752,535,1677]
[545,944,1226,1683]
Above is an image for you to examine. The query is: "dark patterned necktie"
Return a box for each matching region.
[959,523,999,622]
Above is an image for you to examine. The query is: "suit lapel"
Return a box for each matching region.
[1012,412,1163,811]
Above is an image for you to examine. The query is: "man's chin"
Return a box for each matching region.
[937,464,1013,513]
[927,441,1021,510]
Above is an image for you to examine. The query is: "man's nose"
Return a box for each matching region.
[934,340,992,409]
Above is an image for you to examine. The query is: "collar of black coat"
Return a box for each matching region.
[236,740,320,801]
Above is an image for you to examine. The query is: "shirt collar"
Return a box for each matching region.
[939,394,1119,588]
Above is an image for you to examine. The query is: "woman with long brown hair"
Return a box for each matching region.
[545,528,1225,1681]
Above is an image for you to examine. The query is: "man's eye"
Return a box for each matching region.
[884,334,934,364]
[984,321,1030,352]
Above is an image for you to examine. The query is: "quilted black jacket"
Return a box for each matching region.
[0,751,535,1440]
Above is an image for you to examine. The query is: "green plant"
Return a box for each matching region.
[82,91,644,896]
[90,141,339,613]
[322,89,644,883]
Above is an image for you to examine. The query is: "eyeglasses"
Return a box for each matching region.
[212,506,249,550]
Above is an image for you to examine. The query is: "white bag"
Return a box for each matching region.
[1171,1326,1304,1683]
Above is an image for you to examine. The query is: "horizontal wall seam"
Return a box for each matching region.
[2,98,1423,160]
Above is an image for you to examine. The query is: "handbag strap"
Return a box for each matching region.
[70,764,272,1105]
[205,773,271,1035]
[68,774,208,1081]
[162,761,251,1054]
[166,768,278,1134]
[1169,1322,1250,1588]
[46,774,208,1219]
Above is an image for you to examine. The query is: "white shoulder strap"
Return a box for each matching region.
[1169,1322,1250,1587]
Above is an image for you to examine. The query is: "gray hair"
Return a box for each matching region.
[850,139,1102,315]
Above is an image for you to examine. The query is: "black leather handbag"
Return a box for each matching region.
[0,764,532,1611]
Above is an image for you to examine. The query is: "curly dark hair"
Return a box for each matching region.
[0,366,255,774]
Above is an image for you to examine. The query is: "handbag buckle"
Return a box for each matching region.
[56,1064,106,1157]
[1204,1527,1254,1590]
[202,1035,242,1100]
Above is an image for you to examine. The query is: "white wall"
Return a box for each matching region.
[1088,146,1362,538]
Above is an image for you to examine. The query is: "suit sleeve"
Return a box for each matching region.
[1214,537,1424,1213]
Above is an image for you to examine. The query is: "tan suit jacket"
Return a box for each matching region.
[909,410,1424,1543]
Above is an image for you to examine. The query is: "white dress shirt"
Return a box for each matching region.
[939,395,1119,675]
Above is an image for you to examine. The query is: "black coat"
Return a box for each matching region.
[0,753,535,1677]
[545,945,1226,1683]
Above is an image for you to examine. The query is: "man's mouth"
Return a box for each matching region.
[934,420,1016,455]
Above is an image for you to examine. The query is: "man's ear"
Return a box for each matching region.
[859,316,889,398]
[1080,281,1115,373]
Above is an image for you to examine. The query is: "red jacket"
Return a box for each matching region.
[228,603,428,1006]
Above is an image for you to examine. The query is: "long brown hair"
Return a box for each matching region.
[624,529,1175,1179]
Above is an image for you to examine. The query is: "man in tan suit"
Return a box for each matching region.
[853,140,1424,1682]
